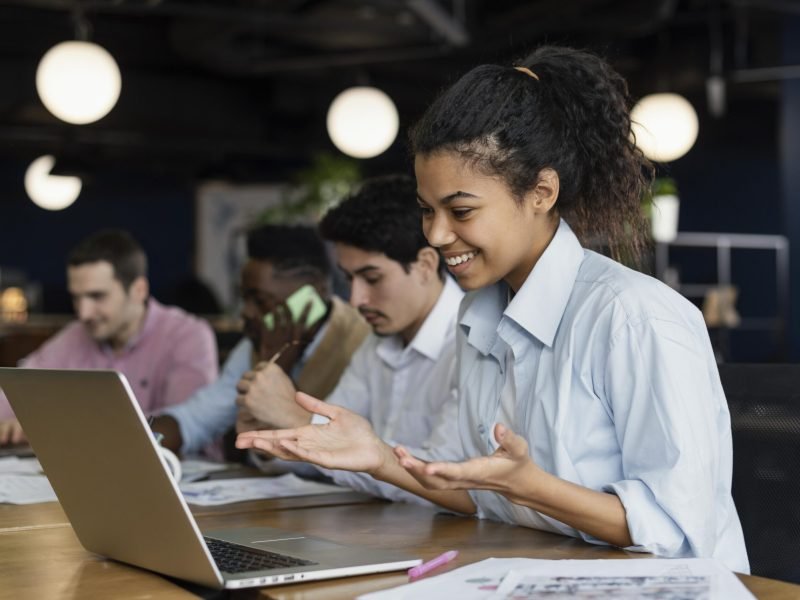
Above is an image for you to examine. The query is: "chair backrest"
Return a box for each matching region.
[718,363,800,583]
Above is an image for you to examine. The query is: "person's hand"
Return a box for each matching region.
[236,392,393,475]
[395,424,542,503]
[235,405,266,435]
[236,362,310,429]
[257,300,315,371]
[0,418,26,446]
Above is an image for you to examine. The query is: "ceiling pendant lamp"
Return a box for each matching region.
[24,155,82,211]
[326,86,399,159]
[36,40,121,125]
[631,93,698,162]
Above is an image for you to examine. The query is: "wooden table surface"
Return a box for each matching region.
[2,498,799,600]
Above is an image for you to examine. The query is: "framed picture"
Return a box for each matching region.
[195,181,286,312]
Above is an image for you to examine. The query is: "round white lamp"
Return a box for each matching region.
[631,93,698,162]
[326,86,399,159]
[24,155,82,211]
[36,40,122,125]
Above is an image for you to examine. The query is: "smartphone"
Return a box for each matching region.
[263,284,327,330]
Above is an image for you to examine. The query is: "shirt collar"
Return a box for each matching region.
[376,275,463,364]
[505,219,584,347]
[459,284,506,357]
[460,219,584,352]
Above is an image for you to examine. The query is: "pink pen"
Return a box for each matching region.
[408,550,459,581]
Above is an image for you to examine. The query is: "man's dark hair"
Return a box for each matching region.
[319,174,442,275]
[67,229,147,290]
[246,223,331,277]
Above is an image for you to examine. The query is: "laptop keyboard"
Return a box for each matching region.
[204,537,318,574]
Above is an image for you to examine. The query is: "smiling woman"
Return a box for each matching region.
[234,45,749,574]
[397,45,748,571]
[415,154,561,293]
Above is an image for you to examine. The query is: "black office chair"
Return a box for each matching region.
[718,363,800,583]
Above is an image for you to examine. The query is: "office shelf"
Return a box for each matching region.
[654,232,790,360]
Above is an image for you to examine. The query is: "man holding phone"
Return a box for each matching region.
[235,175,464,503]
[150,224,369,457]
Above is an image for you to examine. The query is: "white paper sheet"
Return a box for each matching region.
[359,558,540,600]
[179,458,230,482]
[359,558,755,600]
[0,475,57,504]
[0,457,42,475]
[495,571,711,599]
[179,473,350,505]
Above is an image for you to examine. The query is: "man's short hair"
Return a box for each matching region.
[67,230,148,290]
[246,224,331,278]
[319,174,439,274]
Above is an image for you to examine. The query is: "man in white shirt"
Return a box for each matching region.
[236,175,463,502]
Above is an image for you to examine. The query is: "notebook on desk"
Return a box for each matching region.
[0,367,421,590]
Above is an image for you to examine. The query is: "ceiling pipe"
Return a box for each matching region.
[407,0,469,47]
[729,65,800,82]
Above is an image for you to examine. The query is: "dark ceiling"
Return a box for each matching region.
[0,0,792,181]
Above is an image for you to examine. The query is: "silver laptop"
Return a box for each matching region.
[0,367,421,590]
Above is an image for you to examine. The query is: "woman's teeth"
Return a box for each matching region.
[445,251,477,266]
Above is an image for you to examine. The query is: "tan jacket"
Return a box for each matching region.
[294,296,370,399]
[249,296,368,397]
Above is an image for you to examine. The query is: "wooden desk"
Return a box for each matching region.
[0,490,376,531]
[0,315,70,367]
[2,500,799,599]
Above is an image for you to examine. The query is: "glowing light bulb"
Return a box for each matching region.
[24,155,82,210]
[326,87,399,159]
[631,93,698,162]
[36,40,121,125]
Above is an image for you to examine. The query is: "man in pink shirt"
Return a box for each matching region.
[0,229,218,445]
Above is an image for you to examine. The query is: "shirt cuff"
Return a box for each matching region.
[603,479,691,557]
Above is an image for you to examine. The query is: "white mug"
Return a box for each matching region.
[158,446,182,482]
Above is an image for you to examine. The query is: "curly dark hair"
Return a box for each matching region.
[246,224,331,276]
[319,174,443,276]
[67,229,147,290]
[409,45,653,265]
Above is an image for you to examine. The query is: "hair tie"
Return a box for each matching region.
[514,66,540,81]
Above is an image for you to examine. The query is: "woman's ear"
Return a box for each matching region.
[415,246,441,282]
[527,168,560,214]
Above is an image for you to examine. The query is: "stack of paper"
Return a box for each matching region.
[0,456,57,504]
[0,475,57,504]
[179,473,350,506]
[359,557,755,600]
[179,458,231,482]
[0,456,41,475]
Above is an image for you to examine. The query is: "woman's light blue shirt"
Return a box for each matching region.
[454,220,749,573]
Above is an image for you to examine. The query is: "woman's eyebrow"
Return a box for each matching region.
[417,190,478,205]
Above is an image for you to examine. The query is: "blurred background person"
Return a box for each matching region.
[0,229,218,446]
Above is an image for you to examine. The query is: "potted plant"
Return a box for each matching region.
[643,177,680,243]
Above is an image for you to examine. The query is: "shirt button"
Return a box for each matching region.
[478,424,486,435]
